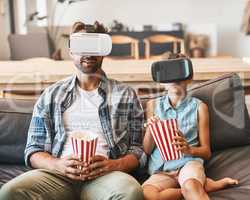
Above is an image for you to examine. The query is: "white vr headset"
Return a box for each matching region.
[69,32,112,56]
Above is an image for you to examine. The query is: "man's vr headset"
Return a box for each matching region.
[151,58,193,83]
[69,32,112,56]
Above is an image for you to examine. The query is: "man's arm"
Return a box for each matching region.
[24,97,52,167]
[25,93,89,181]
[30,152,56,170]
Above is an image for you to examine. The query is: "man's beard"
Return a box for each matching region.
[75,62,100,74]
[75,57,102,74]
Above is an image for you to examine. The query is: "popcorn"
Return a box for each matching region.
[148,119,183,161]
[70,132,98,164]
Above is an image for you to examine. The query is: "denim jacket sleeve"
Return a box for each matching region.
[24,91,54,168]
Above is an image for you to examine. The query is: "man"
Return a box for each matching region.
[0,21,145,200]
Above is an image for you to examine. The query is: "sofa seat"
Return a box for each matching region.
[0,165,29,187]
[1,145,250,199]
[206,145,250,199]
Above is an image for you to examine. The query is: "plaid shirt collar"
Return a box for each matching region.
[64,70,109,96]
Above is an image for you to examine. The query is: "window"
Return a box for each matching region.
[36,0,47,26]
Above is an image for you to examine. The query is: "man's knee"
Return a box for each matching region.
[123,181,143,200]
[0,182,25,200]
[109,171,143,200]
[85,171,143,200]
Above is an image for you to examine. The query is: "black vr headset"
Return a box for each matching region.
[151,58,193,83]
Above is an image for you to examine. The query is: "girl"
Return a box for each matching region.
[142,55,238,200]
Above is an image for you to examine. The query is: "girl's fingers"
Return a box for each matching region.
[173,141,187,147]
[176,129,185,137]
[173,136,186,142]
[151,116,160,122]
[175,147,187,152]
[145,116,160,127]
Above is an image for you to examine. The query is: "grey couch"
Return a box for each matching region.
[0,73,250,200]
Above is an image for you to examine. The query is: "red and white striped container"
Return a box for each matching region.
[70,132,98,164]
[148,118,183,161]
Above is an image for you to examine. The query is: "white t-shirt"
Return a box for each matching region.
[61,85,109,158]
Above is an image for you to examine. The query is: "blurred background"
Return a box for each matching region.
[1,0,250,103]
[1,0,250,60]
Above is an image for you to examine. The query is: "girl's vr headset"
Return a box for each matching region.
[151,58,193,83]
[69,32,112,56]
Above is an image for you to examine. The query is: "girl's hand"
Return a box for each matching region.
[173,129,192,155]
[143,116,160,154]
[144,116,160,128]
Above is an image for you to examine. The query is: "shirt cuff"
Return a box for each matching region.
[128,146,147,168]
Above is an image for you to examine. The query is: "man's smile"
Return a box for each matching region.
[81,57,97,65]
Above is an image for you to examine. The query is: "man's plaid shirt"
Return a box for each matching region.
[25,73,146,168]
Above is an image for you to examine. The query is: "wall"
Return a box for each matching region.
[2,0,250,59]
[52,0,250,57]
[0,0,10,60]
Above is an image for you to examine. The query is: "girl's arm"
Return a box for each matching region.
[189,102,212,160]
[143,99,156,155]
[173,102,212,160]
[143,126,155,155]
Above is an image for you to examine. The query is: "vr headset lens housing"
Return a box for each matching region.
[151,58,193,83]
[69,32,112,56]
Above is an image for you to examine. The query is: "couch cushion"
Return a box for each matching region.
[0,98,36,164]
[206,145,250,200]
[189,73,250,151]
[0,165,30,188]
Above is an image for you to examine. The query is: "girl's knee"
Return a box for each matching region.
[181,178,204,196]
[143,185,160,200]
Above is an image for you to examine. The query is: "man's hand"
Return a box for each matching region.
[173,129,192,155]
[86,155,119,180]
[54,155,89,181]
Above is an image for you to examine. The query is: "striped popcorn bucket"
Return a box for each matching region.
[70,132,98,164]
[148,118,183,161]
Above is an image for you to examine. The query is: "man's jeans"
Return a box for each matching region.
[0,169,143,200]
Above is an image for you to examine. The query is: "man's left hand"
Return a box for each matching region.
[86,155,120,180]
